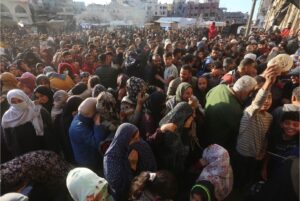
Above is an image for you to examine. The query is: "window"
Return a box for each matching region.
[0,3,10,12]
[15,5,26,13]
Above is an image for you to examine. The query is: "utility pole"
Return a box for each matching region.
[245,0,257,37]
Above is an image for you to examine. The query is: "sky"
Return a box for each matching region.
[75,0,260,18]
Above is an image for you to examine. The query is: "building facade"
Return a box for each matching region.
[0,0,33,26]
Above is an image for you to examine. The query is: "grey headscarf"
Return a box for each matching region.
[51,90,69,120]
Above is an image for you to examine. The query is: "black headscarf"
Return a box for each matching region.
[145,91,166,125]
[34,85,54,113]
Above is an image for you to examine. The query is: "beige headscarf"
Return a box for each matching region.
[78,97,97,118]
[0,72,18,94]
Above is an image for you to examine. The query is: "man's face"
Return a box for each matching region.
[86,56,94,64]
[37,66,44,75]
[153,56,161,67]
[64,54,73,63]
[106,55,113,64]
[164,56,173,67]
[211,50,218,59]
[281,120,300,138]
[198,77,208,91]
[291,75,299,85]
[245,64,257,77]
[180,69,191,82]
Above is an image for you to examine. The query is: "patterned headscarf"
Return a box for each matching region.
[92,84,106,98]
[103,123,139,200]
[125,76,146,104]
[96,91,117,121]
[197,144,233,201]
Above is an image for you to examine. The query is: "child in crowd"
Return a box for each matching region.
[235,65,277,187]
[264,111,300,179]
[163,52,178,92]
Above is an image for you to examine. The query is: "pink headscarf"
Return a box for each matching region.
[197,144,233,201]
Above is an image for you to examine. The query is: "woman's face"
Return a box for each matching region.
[38,80,50,88]
[260,93,272,111]
[129,131,140,145]
[34,92,49,104]
[182,87,193,102]
[11,97,23,104]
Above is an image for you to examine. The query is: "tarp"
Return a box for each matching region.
[155,17,196,27]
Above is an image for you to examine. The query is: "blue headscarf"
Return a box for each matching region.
[103,123,138,200]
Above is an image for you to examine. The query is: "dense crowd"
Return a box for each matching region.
[0,22,299,201]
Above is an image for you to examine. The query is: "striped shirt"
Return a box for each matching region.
[236,89,273,159]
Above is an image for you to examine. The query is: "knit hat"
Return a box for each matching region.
[244,53,257,61]
[66,168,113,201]
[17,72,36,92]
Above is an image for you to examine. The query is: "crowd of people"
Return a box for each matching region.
[0,22,299,201]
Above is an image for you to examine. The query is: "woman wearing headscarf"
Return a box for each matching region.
[141,91,166,138]
[103,123,143,201]
[35,74,51,89]
[69,98,109,170]
[196,144,233,201]
[1,89,59,159]
[1,150,72,199]
[151,102,201,176]
[0,193,28,201]
[165,82,201,114]
[68,82,91,99]
[53,96,83,163]
[51,90,68,121]
[96,91,120,135]
[129,140,157,175]
[33,85,54,113]
[92,84,106,97]
[120,77,148,126]
[66,167,114,201]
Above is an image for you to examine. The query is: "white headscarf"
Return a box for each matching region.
[0,193,28,201]
[197,144,233,201]
[66,167,114,201]
[2,89,44,136]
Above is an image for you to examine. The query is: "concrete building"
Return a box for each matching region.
[222,11,248,24]
[263,0,299,32]
[77,2,145,25]
[73,1,86,14]
[0,0,33,26]
[256,0,272,27]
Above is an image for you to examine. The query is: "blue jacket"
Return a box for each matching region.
[69,114,107,167]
